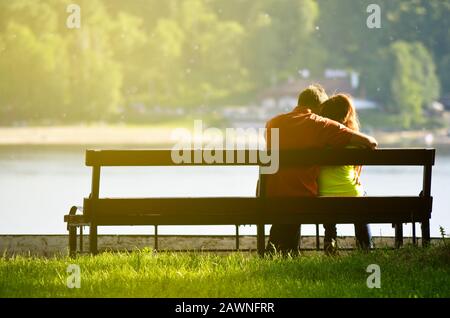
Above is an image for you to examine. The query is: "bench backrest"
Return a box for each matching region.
[81,148,435,227]
[85,148,435,199]
[86,149,435,166]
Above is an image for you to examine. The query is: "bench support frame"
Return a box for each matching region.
[89,165,100,254]
[64,149,435,256]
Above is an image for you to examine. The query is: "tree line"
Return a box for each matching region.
[0,0,448,127]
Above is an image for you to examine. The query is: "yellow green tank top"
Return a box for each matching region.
[318,165,364,197]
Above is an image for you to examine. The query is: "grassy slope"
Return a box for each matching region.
[1,245,449,298]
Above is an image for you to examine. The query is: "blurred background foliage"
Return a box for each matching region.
[0,0,448,127]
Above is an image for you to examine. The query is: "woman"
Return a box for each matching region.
[318,94,372,253]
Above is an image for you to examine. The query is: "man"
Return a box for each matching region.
[264,84,377,255]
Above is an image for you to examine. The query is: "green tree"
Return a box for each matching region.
[385,41,439,128]
[0,0,447,124]
[170,0,248,106]
[0,22,69,122]
[317,0,446,106]
[383,0,450,95]
[0,0,144,122]
[242,0,321,89]
[62,0,125,121]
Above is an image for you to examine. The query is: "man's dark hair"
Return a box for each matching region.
[297,84,328,110]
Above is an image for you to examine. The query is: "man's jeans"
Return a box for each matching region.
[266,224,301,255]
[324,223,372,250]
[267,223,371,254]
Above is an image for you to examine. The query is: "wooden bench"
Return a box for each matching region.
[64,148,435,256]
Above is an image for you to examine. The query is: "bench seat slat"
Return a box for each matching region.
[83,197,431,219]
[82,211,429,226]
[66,212,426,225]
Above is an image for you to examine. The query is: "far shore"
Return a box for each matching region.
[0,125,176,147]
[0,125,449,147]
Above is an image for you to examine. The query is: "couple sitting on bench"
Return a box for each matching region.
[265,84,378,255]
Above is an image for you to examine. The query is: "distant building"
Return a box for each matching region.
[223,70,378,128]
[440,94,450,110]
[257,70,377,112]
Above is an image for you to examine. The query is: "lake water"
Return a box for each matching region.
[0,145,449,237]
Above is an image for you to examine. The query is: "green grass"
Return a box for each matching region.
[1,245,449,298]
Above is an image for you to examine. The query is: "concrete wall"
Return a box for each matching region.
[0,235,433,257]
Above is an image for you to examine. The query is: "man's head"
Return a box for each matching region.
[297,84,328,114]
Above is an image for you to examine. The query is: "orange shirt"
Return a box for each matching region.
[265,107,354,197]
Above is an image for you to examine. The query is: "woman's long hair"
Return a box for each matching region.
[320,94,362,178]
[320,94,360,131]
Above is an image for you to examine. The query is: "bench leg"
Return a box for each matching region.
[257,224,265,256]
[315,224,320,250]
[421,219,431,247]
[394,223,403,249]
[235,225,240,251]
[154,225,159,251]
[69,226,77,257]
[79,226,83,252]
[298,225,302,250]
[90,223,98,255]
